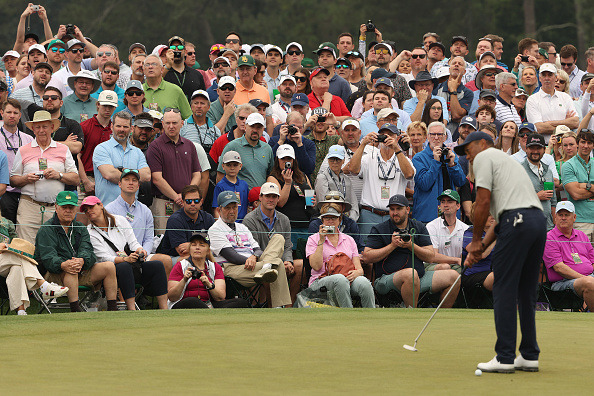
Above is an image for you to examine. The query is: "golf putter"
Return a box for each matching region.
[403,254,467,352]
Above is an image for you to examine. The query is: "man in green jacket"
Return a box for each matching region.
[35,191,118,312]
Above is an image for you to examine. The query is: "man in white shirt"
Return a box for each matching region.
[559,44,586,99]
[269,75,297,124]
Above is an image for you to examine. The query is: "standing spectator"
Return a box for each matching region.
[512,88,529,122]
[10,62,53,106]
[142,55,191,119]
[53,39,89,96]
[519,66,539,96]
[180,89,221,154]
[61,70,100,123]
[430,36,478,85]
[303,108,341,182]
[403,71,450,123]
[205,57,232,102]
[313,42,351,104]
[495,120,520,155]
[579,74,594,132]
[421,98,445,128]
[434,56,473,132]
[559,45,586,99]
[163,36,205,102]
[294,68,311,95]
[511,122,560,185]
[360,88,412,135]
[269,75,297,124]
[90,61,125,112]
[209,103,256,164]
[373,44,412,106]
[2,50,20,94]
[268,112,316,176]
[263,45,286,101]
[234,55,270,105]
[206,76,237,133]
[494,72,522,127]
[146,109,202,233]
[285,42,305,75]
[122,80,150,120]
[129,53,146,83]
[212,151,249,220]
[10,111,79,243]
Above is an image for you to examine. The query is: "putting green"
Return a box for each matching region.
[1,309,590,394]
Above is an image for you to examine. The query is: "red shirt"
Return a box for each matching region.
[169,261,224,301]
[307,92,351,117]
[80,115,112,172]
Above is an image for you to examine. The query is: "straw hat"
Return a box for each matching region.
[25,110,60,132]
[5,238,38,265]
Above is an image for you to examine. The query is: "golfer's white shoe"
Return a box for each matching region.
[514,355,539,372]
[477,357,515,373]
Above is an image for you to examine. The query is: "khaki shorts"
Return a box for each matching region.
[45,270,94,288]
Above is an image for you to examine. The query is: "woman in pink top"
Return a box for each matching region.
[305,203,375,307]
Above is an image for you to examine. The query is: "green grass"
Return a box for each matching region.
[1,309,590,395]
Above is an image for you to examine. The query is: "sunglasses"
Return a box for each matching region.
[548,52,557,56]
[375,49,390,55]
[518,131,532,137]
[126,90,143,96]
[484,72,497,77]
[42,95,60,101]
[50,47,66,54]
[170,45,185,50]
[561,62,574,67]
[70,48,84,54]
[287,50,302,56]
[335,64,350,69]
[219,86,234,91]
[294,76,307,82]
[226,39,239,44]
[103,70,118,75]
[122,168,139,176]
[154,122,163,129]
[411,54,426,59]
[163,107,180,114]
[185,199,201,204]
[186,51,195,56]
[213,62,227,68]
[324,194,343,201]
[97,51,113,57]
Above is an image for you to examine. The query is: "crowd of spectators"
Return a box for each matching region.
[1,4,594,314]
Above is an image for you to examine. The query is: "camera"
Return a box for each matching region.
[190,267,203,280]
[396,231,410,242]
[376,134,388,143]
[284,162,292,170]
[66,24,76,36]
[173,51,182,59]
[317,116,326,123]
[440,146,450,163]
[287,125,298,135]
[137,251,145,261]
[396,134,410,152]
[35,171,44,179]
[520,55,529,62]
[322,226,336,234]
[32,5,40,11]
[366,20,376,33]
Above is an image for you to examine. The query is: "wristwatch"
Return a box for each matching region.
[587,182,592,191]
[59,172,63,181]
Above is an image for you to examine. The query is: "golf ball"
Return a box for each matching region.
[475,369,482,376]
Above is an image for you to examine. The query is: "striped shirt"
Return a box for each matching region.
[10,86,42,106]
[494,95,522,126]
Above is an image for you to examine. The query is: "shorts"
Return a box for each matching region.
[550,273,594,295]
[374,270,435,295]
[424,263,463,274]
[45,269,94,287]
[461,271,490,289]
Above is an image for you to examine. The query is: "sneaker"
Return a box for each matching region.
[477,357,515,373]
[41,283,69,301]
[514,355,539,372]
[254,268,278,284]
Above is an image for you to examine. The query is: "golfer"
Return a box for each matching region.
[455,131,545,374]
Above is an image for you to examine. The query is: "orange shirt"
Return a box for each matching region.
[234,80,271,105]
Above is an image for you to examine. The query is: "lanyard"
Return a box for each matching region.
[192,118,216,147]
[328,169,346,197]
[578,156,591,180]
[174,69,187,88]
[0,127,22,152]
[377,151,397,182]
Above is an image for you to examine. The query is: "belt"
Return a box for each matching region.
[86,171,94,177]
[21,194,53,206]
[361,205,389,216]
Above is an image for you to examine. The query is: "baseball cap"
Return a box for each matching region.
[222,150,242,164]
[213,56,231,67]
[237,54,255,67]
[246,112,265,126]
[342,119,360,129]
[376,108,399,121]
[120,168,140,180]
[250,43,265,53]
[217,190,240,208]
[279,74,296,85]
[301,58,315,68]
[336,57,352,68]
[129,43,146,53]
[539,63,557,74]
[435,67,450,80]
[55,191,78,206]
[328,145,346,160]
[371,68,396,80]
[478,51,496,62]
[479,89,497,99]
[309,66,330,81]
[218,76,236,88]
[556,201,575,214]
[374,77,394,88]
[428,42,446,54]
[79,195,102,212]
[519,122,537,133]
[219,48,238,59]
[47,39,67,50]
[28,44,47,55]
[134,118,153,128]
[312,107,328,117]
[191,89,210,102]
[453,131,495,156]
[277,144,295,159]
[168,36,185,46]
[538,48,549,58]
[285,42,303,52]
[25,33,39,43]
[291,93,309,106]
[582,73,594,83]
[248,187,261,203]
[2,50,20,61]
[66,39,85,49]
[526,134,546,148]
[554,125,571,137]
[189,232,210,245]
[459,115,478,130]
[346,51,364,61]
[515,88,529,98]
[34,62,53,73]
[97,90,118,107]
[209,43,225,55]
[314,42,338,58]
[152,44,168,56]
[438,189,460,203]
[374,42,394,56]
[126,80,144,93]
[260,182,280,196]
[387,194,409,208]
[378,123,399,135]
[451,35,469,46]
[248,99,269,108]
[265,45,283,56]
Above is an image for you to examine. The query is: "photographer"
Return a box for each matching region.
[163,36,206,103]
[268,112,316,176]
[412,121,466,223]
[13,4,53,55]
[305,204,374,308]
[82,196,168,310]
[167,232,249,309]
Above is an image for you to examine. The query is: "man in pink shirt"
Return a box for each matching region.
[543,201,594,309]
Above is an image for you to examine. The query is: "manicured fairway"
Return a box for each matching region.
[1,309,591,394]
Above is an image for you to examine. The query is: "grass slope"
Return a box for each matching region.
[1,309,592,395]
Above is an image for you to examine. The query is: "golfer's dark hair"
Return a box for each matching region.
[577,129,594,144]
[181,185,202,200]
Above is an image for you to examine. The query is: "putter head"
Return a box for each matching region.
[403,344,418,352]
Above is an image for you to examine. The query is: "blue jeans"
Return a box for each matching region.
[309,274,375,308]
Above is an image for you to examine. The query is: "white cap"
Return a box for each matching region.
[539,63,558,74]
[246,112,265,126]
[190,89,210,102]
[213,56,231,66]
[435,67,450,79]
[556,201,575,213]
[2,50,19,61]
[286,42,303,52]
[222,150,242,164]
[554,125,571,136]
[342,119,360,129]
[276,144,295,159]
[218,76,236,88]
[265,45,283,56]
[28,44,47,55]
[279,74,296,85]
[260,182,280,196]
[377,108,400,121]
[241,44,252,54]
[148,110,163,120]
[151,44,168,56]
[97,90,118,107]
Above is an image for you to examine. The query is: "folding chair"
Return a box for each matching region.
[462,283,493,309]
[538,262,584,311]
[35,286,98,314]
[0,277,11,315]
[224,276,266,308]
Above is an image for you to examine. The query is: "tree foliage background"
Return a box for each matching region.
[1,0,592,69]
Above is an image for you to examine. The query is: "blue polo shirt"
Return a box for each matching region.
[158,208,216,256]
[402,95,450,121]
[260,207,277,231]
[92,137,149,205]
[105,195,154,253]
[0,151,9,186]
[91,85,126,114]
[212,176,250,220]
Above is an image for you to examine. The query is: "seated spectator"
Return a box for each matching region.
[167,232,249,309]
[434,56,473,131]
[294,68,311,95]
[543,201,594,310]
[461,209,495,292]
[179,89,221,154]
[425,190,469,273]
[363,194,460,308]
[208,191,291,307]
[213,151,249,220]
[519,66,539,96]
[495,120,520,155]
[360,88,412,136]
[494,72,522,127]
[307,67,351,121]
[512,89,529,123]
[475,105,496,125]
[268,112,316,176]
[555,70,570,95]
[305,204,375,308]
[234,55,270,105]
[35,191,118,312]
[83,196,168,310]
[314,145,359,220]
[270,75,297,124]
[511,123,560,184]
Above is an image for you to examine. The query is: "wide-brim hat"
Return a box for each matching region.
[475,65,502,90]
[67,70,101,94]
[316,190,352,213]
[25,110,60,132]
[409,70,438,90]
[5,238,38,266]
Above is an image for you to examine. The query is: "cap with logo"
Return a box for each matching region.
[378,123,399,135]
[554,125,571,137]
[168,36,185,46]
[301,58,315,68]
[526,134,546,148]
[371,68,396,81]
[28,44,47,55]
[237,54,256,67]
[189,232,210,245]
[519,122,537,133]
[120,168,140,180]
[285,42,303,53]
[222,150,242,164]
[327,145,346,160]
[260,182,280,196]
[346,51,364,61]
[374,42,394,56]
[437,189,460,203]
[248,99,269,108]
[479,89,498,100]
[66,39,86,49]
[451,35,469,46]
[279,74,296,85]
[47,39,67,50]
[374,77,394,88]
[515,88,529,98]
[435,67,450,80]
[218,76,236,88]
[387,194,409,208]
[539,63,557,75]
[454,131,495,156]
[309,66,331,81]
[277,144,295,159]
[129,43,146,54]
[126,80,144,93]
[556,201,575,214]
[313,42,338,58]
[191,90,210,102]
[34,62,53,73]
[291,93,309,106]
[250,43,265,53]
[312,107,328,117]
[336,57,352,68]
[135,118,153,128]
[98,90,119,107]
[217,190,240,208]
[342,119,360,129]
[459,115,478,130]
[246,112,265,126]
[2,50,20,61]
[582,73,594,83]
[265,45,283,56]
[55,191,79,206]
